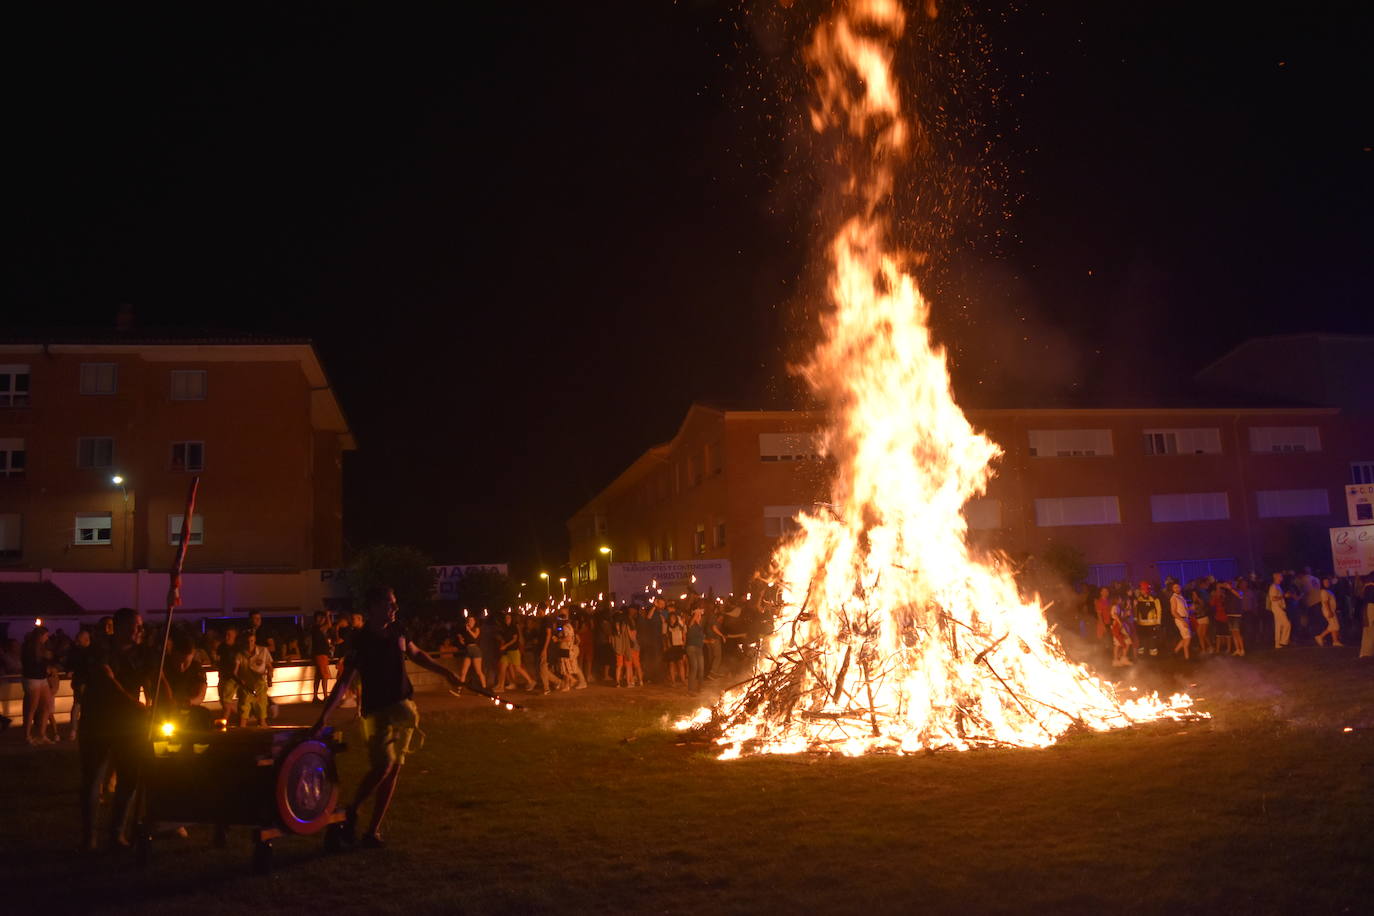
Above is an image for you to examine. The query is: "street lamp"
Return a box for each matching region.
[599,545,613,599]
[539,571,550,600]
[111,474,131,569]
[558,576,567,598]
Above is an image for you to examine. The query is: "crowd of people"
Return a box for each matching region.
[0,593,774,745]
[1067,568,1374,666]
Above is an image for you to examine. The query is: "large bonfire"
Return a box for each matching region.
[680,0,1197,758]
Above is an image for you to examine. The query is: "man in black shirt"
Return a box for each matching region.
[314,586,464,847]
[80,607,152,850]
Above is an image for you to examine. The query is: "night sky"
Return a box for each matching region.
[8,1,1371,576]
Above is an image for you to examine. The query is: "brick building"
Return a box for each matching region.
[0,335,354,574]
[568,335,1374,597]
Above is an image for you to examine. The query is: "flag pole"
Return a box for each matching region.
[147,475,200,739]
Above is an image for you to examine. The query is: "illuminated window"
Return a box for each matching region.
[713,521,726,547]
[965,498,1002,530]
[764,505,806,537]
[79,363,117,395]
[0,438,25,478]
[759,433,821,462]
[1150,492,1230,523]
[694,523,706,555]
[1085,564,1128,588]
[170,370,207,400]
[1034,496,1121,527]
[1256,489,1329,518]
[0,513,20,558]
[1156,558,1238,584]
[1028,429,1113,457]
[1352,462,1374,485]
[78,437,114,469]
[1249,427,1321,453]
[0,365,31,407]
[1143,428,1222,456]
[171,441,205,471]
[75,512,112,545]
[167,514,205,546]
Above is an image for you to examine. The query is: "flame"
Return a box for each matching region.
[680,0,1199,757]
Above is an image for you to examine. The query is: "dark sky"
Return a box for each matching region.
[8,1,1371,576]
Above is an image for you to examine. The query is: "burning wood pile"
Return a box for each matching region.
[677,0,1201,758]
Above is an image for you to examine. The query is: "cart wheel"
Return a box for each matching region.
[323,823,343,853]
[135,827,152,868]
[252,839,273,875]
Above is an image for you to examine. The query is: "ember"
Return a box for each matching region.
[679,0,1201,758]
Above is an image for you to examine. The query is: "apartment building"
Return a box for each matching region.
[568,336,1374,597]
[0,334,354,574]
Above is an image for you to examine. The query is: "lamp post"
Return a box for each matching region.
[599,545,613,599]
[558,576,568,599]
[111,474,130,569]
[539,571,550,601]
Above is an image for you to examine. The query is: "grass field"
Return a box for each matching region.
[2,647,1371,915]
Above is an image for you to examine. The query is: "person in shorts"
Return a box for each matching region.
[315,586,465,848]
[495,610,535,691]
[455,613,487,690]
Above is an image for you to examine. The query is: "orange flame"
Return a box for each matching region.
[681,0,1198,757]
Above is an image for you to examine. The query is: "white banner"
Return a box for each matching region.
[1330,526,1374,577]
[609,560,733,600]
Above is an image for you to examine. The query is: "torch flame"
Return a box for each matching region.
[682,0,1198,757]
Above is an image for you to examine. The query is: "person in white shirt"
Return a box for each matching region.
[238,629,274,726]
[1267,572,1292,648]
[1169,583,1192,661]
[1313,578,1344,648]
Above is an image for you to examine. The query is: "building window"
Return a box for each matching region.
[1352,462,1374,485]
[965,498,1002,530]
[170,370,208,400]
[759,432,821,462]
[763,505,806,537]
[650,542,660,562]
[713,520,726,547]
[171,441,205,472]
[79,363,118,395]
[694,523,707,555]
[167,514,205,546]
[0,438,25,478]
[576,561,592,584]
[1034,496,1121,527]
[0,513,20,558]
[1249,426,1321,453]
[707,441,723,476]
[1028,429,1113,457]
[75,512,113,545]
[1256,488,1330,518]
[0,365,31,407]
[1150,492,1230,523]
[1085,564,1128,588]
[1143,428,1222,456]
[78,437,115,469]
[1156,558,1239,584]
[665,534,676,561]
[688,455,702,487]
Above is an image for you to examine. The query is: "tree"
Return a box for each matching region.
[1040,542,1088,587]
[347,544,436,618]
[437,567,519,616]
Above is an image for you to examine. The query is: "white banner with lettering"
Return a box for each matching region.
[1329,526,1374,577]
[609,560,733,600]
